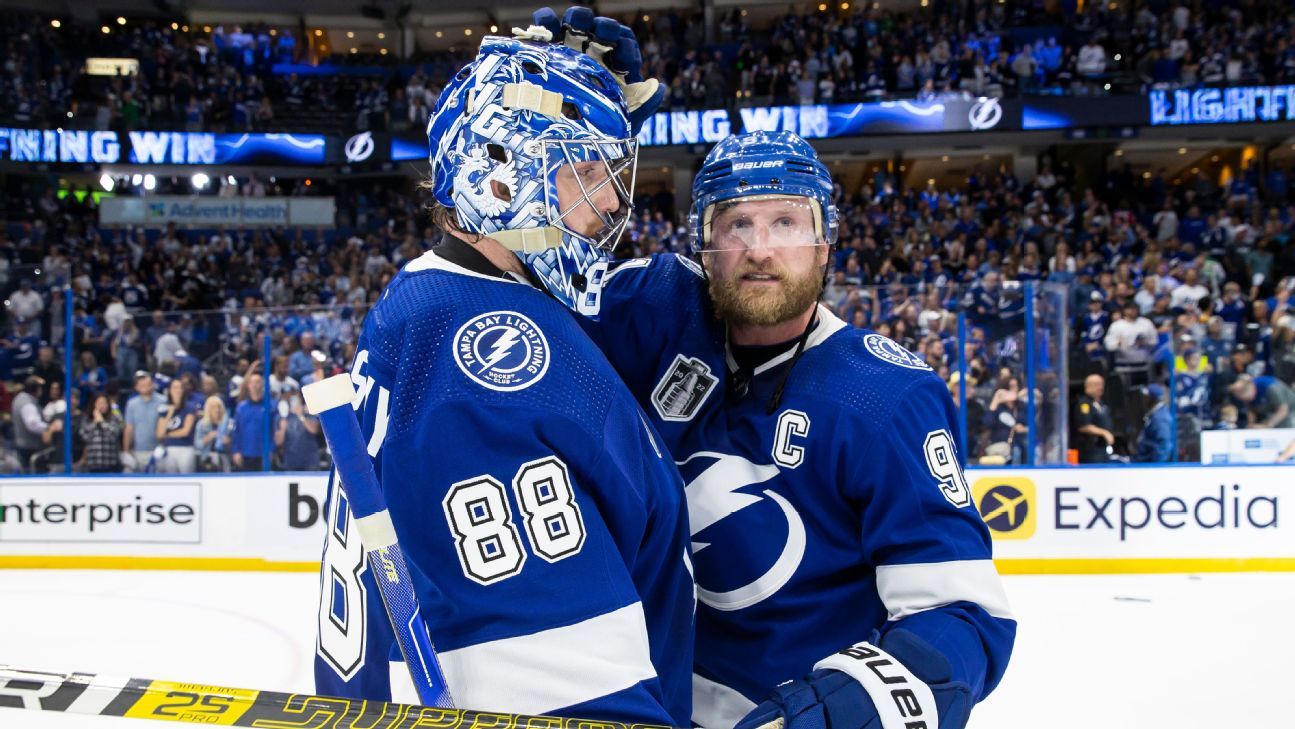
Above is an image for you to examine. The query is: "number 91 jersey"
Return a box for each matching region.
[314,250,694,727]
[581,255,1016,729]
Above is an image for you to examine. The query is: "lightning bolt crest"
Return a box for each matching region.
[679,451,780,552]
[479,327,522,373]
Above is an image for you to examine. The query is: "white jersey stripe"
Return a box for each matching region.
[435,602,658,716]
[876,559,1014,621]
[692,672,757,729]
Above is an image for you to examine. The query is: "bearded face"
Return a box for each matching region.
[702,197,829,328]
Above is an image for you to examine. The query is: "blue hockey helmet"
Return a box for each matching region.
[688,130,838,253]
[427,36,638,310]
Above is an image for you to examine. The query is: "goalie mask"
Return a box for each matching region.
[427,37,638,311]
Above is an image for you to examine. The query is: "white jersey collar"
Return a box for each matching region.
[726,304,848,377]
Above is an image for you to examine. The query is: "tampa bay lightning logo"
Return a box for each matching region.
[453,311,550,391]
[680,451,805,612]
[863,333,931,370]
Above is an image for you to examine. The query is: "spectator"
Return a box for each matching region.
[75,350,108,407]
[11,376,52,471]
[1075,373,1116,463]
[1230,374,1295,429]
[1134,384,1174,462]
[111,319,144,383]
[1076,39,1107,78]
[123,371,167,472]
[1170,268,1209,312]
[231,372,273,471]
[1078,290,1110,370]
[32,346,63,401]
[274,383,321,470]
[288,332,317,383]
[8,279,44,334]
[155,379,198,473]
[268,355,299,396]
[194,395,232,472]
[1105,301,1158,374]
[985,376,1028,464]
[153,322,184,367]
[80,393,124,473]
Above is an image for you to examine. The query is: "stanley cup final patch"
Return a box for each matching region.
[652,354,718,422]
[454,311,551,391]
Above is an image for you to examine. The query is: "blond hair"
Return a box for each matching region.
[202,395,227,425]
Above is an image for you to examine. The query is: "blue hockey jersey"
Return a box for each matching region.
[581,254,1016,728]
[314,245,694,726]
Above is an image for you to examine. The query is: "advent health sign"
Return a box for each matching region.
[970,465,1293,572]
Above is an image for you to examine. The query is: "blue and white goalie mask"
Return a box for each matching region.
[427,37,638,312]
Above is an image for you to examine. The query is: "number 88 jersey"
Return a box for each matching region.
[314,249,694,727]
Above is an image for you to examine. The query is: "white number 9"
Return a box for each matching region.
[923,429,971,508]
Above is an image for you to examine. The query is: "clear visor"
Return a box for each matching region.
[703,195,826,251]
[543,137,638,251]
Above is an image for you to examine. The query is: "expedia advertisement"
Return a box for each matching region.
[970,466,1293,569]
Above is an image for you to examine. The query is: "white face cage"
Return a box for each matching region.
[542,137,639,253]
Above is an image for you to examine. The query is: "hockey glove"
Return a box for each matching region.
[733,630,972,729]
[514,6,664,134]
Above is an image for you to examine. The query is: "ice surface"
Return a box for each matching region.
[1,570,1289,728]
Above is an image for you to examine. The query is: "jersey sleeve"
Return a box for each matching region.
[316,319,688,724]
[577,254,706,400]
[847,376,1016,702]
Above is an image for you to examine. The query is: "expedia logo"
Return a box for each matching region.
[973,476,1035,539]
[968,97,1003,131]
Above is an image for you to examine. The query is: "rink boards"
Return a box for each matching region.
[0,466,1291,574]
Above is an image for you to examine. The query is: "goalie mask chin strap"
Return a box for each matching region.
[490,227,566,253]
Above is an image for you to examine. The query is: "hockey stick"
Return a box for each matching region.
[303,374,454,709]
[0,664,679,729]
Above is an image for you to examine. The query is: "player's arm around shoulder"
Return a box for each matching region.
[577,253,709,393]
[735,375,1014,729]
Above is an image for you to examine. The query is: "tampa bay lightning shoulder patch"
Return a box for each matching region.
[862,333,931,371]
[454,311,550,391]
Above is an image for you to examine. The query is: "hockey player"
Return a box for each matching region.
[582,129,1015,729]
[313,35,694,727]
[511,27,1016,717]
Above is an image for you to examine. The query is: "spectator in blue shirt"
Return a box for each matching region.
[231,372,273,471]
[287,331,317,383]
[1135,385,1174,462]
[155,379,198,473]
[274,383,322,470]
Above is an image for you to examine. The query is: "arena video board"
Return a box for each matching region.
[0,129,327,166]
[1149,85,1295,126]
[636,97,1011,146]
[385,96,1014,159]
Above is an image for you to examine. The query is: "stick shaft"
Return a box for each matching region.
[305,374,453,708]
[0,665,677,729]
